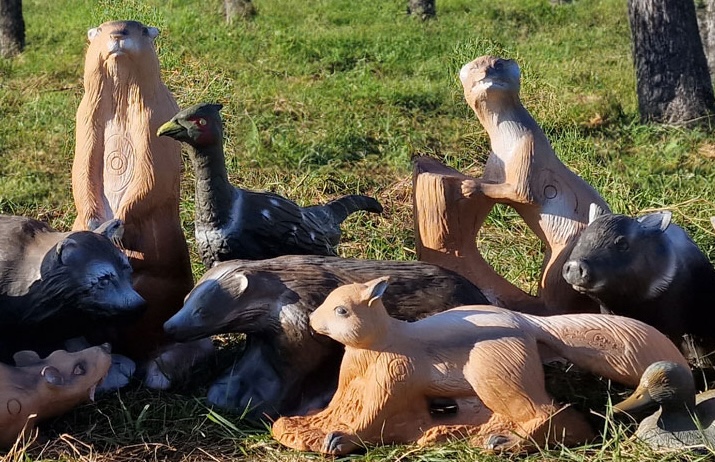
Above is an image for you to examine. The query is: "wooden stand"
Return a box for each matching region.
[412,156,546,314]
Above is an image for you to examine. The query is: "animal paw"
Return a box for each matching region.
[461,179,481,199]
[141,338,216,390]
[323,431,358,455]
[485,433,521,452]
[142,360,172,390]
[97,354,136,393]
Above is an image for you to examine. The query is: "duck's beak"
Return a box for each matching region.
[613,387,655,414]
[157,119,186,138]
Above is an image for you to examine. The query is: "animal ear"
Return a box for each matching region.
[56,238,79,265]
[588,203,607,224]
[87,27,100,41]
[146,27,160,39]
[94,219,125,247]
[637,211,671,233]
[233,272,249,294]
[41,366,65,387]
[13,350,41,367]
[364,276,390,307]
[212,103,224,112]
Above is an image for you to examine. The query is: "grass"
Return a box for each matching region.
[2,0,715,460]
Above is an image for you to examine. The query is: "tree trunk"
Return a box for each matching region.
[628,0,715,125]
[412,156,546,315]
[0,0,24,58]
[697,0,715,76]
[407,0,435,20]
[224,0,256,24]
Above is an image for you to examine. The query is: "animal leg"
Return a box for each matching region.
[273,360,426,454]
[417,424,486,445]
[141,338,215,389]
[464,335,594,451]
[461,177,531,205]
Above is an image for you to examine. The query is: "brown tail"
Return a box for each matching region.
[523,313,688,388]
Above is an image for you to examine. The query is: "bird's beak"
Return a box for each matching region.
[613,387,655,414]
[157,119,185,138]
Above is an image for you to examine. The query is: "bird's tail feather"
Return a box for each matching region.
[324,194,383,224]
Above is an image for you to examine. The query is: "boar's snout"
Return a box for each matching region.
[562,259,591,287]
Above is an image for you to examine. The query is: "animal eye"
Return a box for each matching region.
[493,60,503,70]
[194,307,205,318]
[198,118,207,126]
[614,236,629,251]
[73,363,86,375]
[334,306,348,317]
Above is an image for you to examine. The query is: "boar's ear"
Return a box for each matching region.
[94,219,125,247]
[13,350,41,367]
[365,276,390,307]
[637,211,672,233]
[588,203,607,225]
[146,26,160,40]
[87,27,100,42]
[56,238,79,265]
[41,366,65,387]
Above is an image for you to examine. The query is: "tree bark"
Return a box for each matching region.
[628,0,715,125]
[407,0,435,20]
[224,0,256,24]
[697,0,715,76]
[0,0,24,58]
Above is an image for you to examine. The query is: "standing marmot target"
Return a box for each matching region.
[72,20,193,358]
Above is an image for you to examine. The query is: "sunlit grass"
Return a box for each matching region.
[2,0,715,460]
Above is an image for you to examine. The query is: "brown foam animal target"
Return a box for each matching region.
[72,20,193,357]
[458,55,609,313]
[272,277,688,455]
[0,345,111,448]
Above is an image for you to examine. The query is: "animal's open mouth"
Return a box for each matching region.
[570,284,591,294]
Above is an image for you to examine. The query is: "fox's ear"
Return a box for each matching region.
[364,276,390,307]
[94,219,125,247]
[56,238,79,265]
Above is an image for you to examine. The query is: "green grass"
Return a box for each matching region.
[2,0,715,460]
